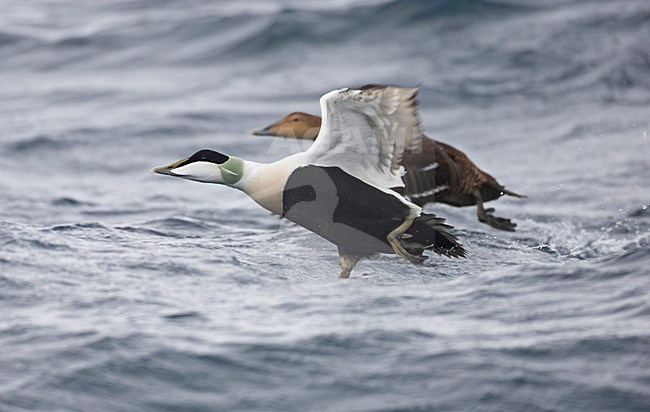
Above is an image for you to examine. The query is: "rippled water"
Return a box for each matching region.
[1,0,649,410]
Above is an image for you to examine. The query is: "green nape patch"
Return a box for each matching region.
[219,157,244,185]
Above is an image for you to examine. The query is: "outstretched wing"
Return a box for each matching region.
[305,85,423,190]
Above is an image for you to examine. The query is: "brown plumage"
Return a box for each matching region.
[253,112,525,231]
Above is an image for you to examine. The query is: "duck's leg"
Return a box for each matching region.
[338,250,362,279]
[473,189,517,232]
[386,211,427,264]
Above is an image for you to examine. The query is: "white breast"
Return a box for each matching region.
[239,152,308,215]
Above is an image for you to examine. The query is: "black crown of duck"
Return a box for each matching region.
[154,85,466,278]
[181,149,229,166]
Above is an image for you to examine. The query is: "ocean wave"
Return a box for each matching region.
[629,205,650,218]
[115,225,176,238]
[143,216,211,231]
[50,222,110,232]
[6,135,65,153]
[179,0,532,62]
[603,246,650,266]
[0,30,33,47]
[369,0,530,21]
[2,0,649,105]
[51,197,98,207]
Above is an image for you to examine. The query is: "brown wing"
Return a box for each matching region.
[401,136,463,206]
[401,137,524,207]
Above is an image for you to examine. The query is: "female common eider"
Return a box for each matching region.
[153,85,466,278]
[253,111,525,231]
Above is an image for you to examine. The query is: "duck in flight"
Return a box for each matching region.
[253,111,525,231]
[153,86,466,278]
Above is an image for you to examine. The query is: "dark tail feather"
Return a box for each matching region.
[501,187,526,198]
[405,213,467,258]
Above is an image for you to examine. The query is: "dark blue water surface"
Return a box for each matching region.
[1,0,649,410]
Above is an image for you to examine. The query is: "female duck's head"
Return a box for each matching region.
[252,112,321,140]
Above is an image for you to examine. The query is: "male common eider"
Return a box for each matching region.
[253,111,525,231]
[153,86,466,278]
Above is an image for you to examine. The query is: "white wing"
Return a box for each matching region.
[305,85,423,189]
